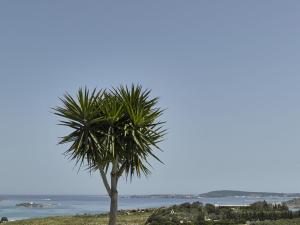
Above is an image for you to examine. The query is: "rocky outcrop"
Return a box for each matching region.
[16,202,44,208]
[0,217,8,223]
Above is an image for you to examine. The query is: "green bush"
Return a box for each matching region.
[145,201,300,225]
[146,202,204,225]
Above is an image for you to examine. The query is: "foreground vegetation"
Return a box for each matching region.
[146,201,300,225]
[250,218,300,225]
[6,213,300,225]
[5,201,300,225]
[7,210,153,225]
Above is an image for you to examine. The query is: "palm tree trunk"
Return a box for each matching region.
[108,184,118,225]
[108,158,118,225]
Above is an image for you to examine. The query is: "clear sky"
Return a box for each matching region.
[1,1,300,195]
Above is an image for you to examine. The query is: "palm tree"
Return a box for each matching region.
[53,85,165,225]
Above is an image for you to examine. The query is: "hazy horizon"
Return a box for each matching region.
[1,1,300,195]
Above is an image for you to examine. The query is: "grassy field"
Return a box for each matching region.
[6,211,153,225]
[6,214,300,225]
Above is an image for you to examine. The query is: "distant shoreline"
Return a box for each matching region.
[199,190,300,198]
[2,190,300,199]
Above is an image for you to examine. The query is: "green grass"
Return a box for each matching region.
[6,213,300,225]
[7,211,153,225]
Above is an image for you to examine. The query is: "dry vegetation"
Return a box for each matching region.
[7,211,152,225]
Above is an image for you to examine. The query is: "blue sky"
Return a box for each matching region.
[1,1,300,195]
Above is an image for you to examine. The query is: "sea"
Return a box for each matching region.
[0,195,296,221]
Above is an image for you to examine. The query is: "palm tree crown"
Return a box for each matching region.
[54,84,165,178]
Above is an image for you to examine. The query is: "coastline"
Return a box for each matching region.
[1,194,298,222]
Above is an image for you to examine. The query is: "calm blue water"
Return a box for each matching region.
[0,195,295,221]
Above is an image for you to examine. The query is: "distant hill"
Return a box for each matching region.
[199,190,300,198]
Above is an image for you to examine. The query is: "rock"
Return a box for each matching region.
[16,202,44,208]
[1,217,8,222]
